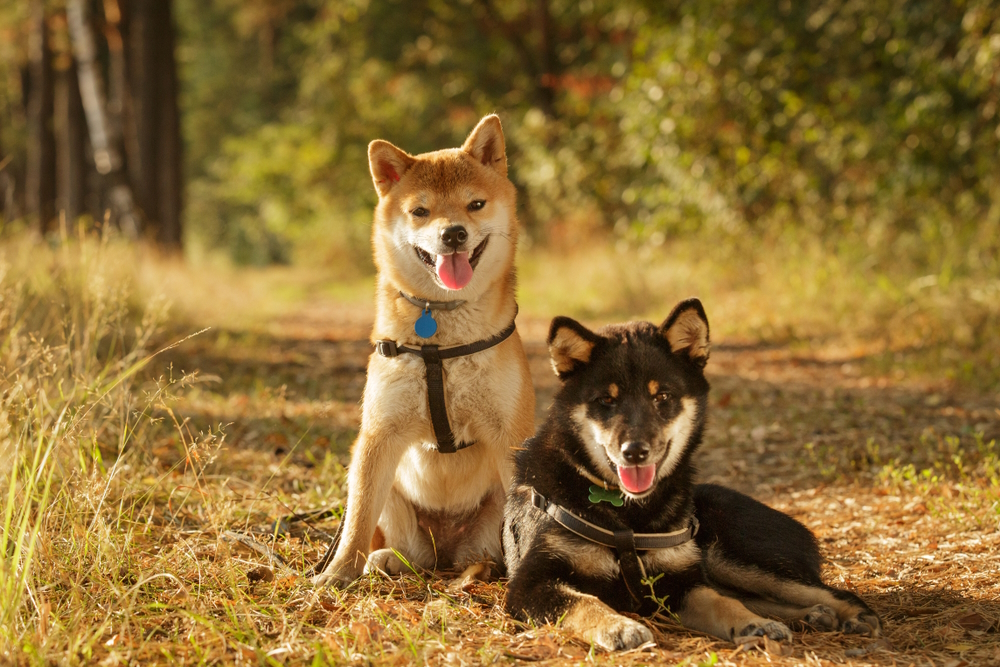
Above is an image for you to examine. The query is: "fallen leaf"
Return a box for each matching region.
[900,606,938,616]
[845,638,893,657]
[946,643,976,652]
[247,566,275,584]
[350,621,381,647]
[954,611,992,632]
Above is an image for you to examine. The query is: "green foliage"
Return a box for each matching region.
[175,0,1000,276]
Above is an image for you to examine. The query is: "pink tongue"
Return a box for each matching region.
[617,464,656,494]
[436,252,473,290]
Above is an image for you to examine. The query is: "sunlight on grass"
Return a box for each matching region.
[1,234,998,664]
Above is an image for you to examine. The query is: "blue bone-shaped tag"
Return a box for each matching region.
[588,485,624,506]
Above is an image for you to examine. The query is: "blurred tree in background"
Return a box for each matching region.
[2,0,999,272]
[0,0,181,247]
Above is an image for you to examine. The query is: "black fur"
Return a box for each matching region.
[503,300,880,650]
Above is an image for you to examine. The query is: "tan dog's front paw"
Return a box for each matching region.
[311,562,363,589]
[364,548,408,576]
[587,615,654,652]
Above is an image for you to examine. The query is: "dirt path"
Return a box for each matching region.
[163,302,1000,666]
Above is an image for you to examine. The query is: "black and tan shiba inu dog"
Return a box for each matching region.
[502,299,880,651]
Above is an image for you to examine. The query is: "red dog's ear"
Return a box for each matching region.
[660,298,710,367]
[462,114,507,177]
[547,316,599,378]
[369,140,416,197]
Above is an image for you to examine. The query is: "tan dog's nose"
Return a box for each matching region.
[441,225,467,249]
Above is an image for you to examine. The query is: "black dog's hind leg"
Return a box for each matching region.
[694,484,881,636]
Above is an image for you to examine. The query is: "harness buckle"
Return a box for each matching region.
[530,488,546,510]
[375,340,398,357]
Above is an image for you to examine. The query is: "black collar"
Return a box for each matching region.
[398,291,466,311]
[530,488,698,551]
[374,310,518,453]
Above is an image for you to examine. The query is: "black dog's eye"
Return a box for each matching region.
[467,200,486,211]
[411,207,430,217]
[653,391,672,404]
[597,395,618,407]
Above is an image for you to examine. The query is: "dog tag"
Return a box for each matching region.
[414,307,437,338]
[589,485,624,506]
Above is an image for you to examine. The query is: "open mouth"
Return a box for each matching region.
[413,236,489,290]
[609,442,670,495]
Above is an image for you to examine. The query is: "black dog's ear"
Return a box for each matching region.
[660,298,710,367]
[547,316,599,378]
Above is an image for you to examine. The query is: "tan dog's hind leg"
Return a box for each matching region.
[559,587,653,652]
[679,586,792,642]
[366,485,437,576]
[312,429,408,588]
[450,486,505,568]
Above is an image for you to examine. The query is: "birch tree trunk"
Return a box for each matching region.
[66,0,139,238]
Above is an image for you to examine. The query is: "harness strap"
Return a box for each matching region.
[530,488,699,607]
[613,529,647,605]
[374,312,518,454]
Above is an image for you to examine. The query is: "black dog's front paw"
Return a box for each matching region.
[589,615,654,651]
[738,619,793,642]
[842,611,881,637]
[802,604,839,631]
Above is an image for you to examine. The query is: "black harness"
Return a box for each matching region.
[530,488,699,606]
[374,309,518,454]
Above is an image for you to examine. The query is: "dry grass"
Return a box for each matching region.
[1,233,998,666]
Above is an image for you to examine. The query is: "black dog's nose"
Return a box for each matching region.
[441,225,468,249]
[621,441,649,464]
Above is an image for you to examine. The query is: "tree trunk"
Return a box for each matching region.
[127,0,183,249]
[0,137,15,226]
[54,54,88,225]
[535,0,556,117]
[66,0,139,237]
[25,0,57,234]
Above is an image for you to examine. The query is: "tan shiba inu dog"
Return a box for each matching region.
[313,115,535,588]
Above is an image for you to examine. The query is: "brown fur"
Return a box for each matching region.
[313,116,535,587]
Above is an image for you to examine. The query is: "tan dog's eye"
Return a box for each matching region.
[412,207,430,217]
[653,391,671,404]
[467,200,486,212]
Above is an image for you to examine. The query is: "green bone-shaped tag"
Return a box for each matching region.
[588,485,624,506]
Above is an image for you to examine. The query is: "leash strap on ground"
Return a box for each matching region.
[374,309,518,454]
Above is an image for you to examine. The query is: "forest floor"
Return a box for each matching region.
[136,292,1000,667]
[4,240,1000,666]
